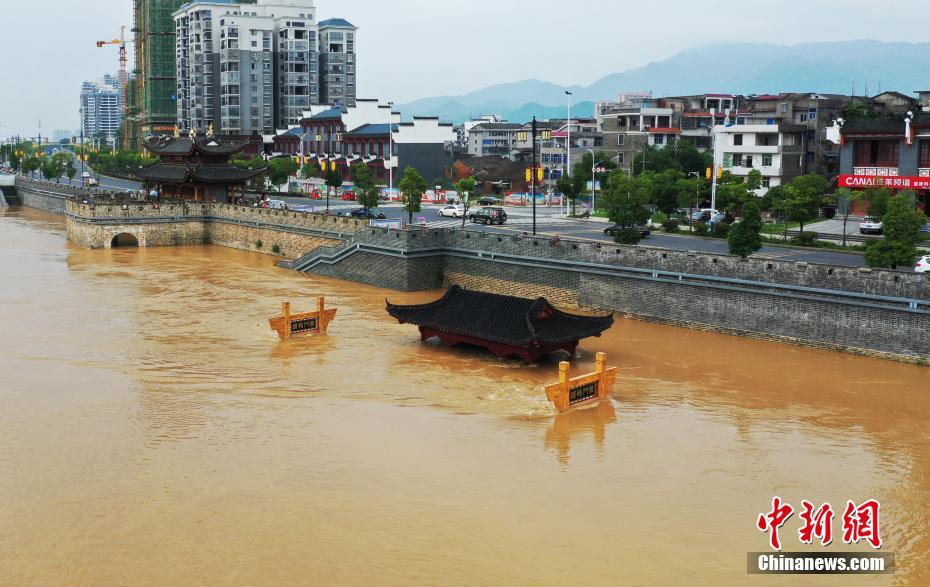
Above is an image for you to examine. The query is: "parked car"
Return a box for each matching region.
[349,208,386,220]
[859,217,884,235]
[915,255,930,274]
[477,197,502,206]
[919,223,930,235]
[81,171,91,179]
[85,177,99,187]
[340,191,357,201]
[438,204,465,218]
[469,206,508,225]
[604,225,651,238]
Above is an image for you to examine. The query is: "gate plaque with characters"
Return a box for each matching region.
[268,298,337,340]
[544,352,617,413]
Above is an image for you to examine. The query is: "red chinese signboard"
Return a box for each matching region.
[756,497,883,551]
[839,174,930,190]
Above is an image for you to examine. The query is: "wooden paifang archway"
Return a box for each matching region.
[111,233,139,248]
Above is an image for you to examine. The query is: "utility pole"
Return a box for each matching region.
[387,101,394,198]
[565,90,572,181]
[532,116,538,236]
[79,108,85,186]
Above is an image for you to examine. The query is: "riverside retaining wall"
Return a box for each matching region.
[295,228,930,364]
[15,177,930,363]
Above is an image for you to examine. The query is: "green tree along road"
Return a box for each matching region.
[728,199,763,258]
[602,170,650,244]
[267,157,298,191]
[350,162,379,211]
[399,167,427,224]
[631,140,712,178]
[864,187,891,219]
[454,176,477,228]
[556,174,582,215]
[324,168,343,208]
[864,195,928,269]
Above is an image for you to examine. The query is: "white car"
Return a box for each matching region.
[859,217,884,235]
[438,204,465,218]
[915,255,930,274]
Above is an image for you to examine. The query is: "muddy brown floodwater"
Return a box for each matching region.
[1,207,928,586]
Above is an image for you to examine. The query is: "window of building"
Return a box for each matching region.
[745,155,754,168]
[654,134,664,145]
[733,154,744,167]
[733,134,743,146]
[762,154,773,167]
[920,141,930,167]
[854,140,900,167]
[617,153,624,164]
[807,130,816,141]
[617,135,624,146]
[809,108,817,120]
[762,178,771,188]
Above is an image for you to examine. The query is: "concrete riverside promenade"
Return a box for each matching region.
[13,175,930,364]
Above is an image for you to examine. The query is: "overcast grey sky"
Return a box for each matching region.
[0,0,926,137]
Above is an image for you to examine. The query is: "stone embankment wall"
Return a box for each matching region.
[298,228,930,364]
[63,198,367,258]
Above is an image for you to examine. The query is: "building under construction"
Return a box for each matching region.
[122,0,187,150]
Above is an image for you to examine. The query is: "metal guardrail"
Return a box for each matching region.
[781,230,880,244]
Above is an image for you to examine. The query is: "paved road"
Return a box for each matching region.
[43,172,871,267]
[282,198,870,267]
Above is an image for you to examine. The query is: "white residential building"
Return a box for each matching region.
[80,75,122,143]
[713,118,808,196]
[174,0,355,135]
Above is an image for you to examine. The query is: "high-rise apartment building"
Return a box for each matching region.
[81,75,123,144]
[318,18,356,108]
[174,0,355,136]
[124,0,193,150]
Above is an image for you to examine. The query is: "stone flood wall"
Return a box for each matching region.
[303,228,930,364]
[62,198,365,257]
[441,231,930,300]
[442,255,929,363]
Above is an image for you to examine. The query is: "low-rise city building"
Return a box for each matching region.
[272,99,455,184]
[714,117,808,196]
[832,112,930,210]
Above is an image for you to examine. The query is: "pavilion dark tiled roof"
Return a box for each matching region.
[142,137,250,157]
[130,163,265,184]
[386,286,614,349]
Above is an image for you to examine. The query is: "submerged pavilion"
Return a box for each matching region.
[386,286,615,363]
[130,134,265,202]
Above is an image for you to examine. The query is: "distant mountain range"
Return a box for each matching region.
[398,41,930,123]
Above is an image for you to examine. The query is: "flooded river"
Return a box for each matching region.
[1,207,928,586]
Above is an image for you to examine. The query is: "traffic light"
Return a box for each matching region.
[526,167,532,183]
[537,167,544,182]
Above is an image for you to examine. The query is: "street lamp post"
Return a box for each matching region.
[565,90,573,184]
[710,108,719,213]
[532,116,538,236]
[387,101,394,198]
[79,107,85,187]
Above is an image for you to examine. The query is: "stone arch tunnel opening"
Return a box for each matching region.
[111,233,139,248]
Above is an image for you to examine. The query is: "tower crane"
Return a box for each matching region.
[96,26,129,112]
